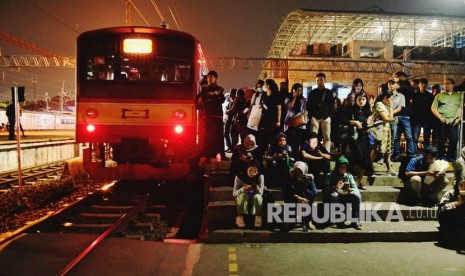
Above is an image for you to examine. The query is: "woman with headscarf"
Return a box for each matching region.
[230,134,262,176]
[283,161,318,231]
[325,157,362,230]
[264,132,294,188]
[233,159,265,228]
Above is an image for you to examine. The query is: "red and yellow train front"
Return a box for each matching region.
[76,27,201,179]
[76,99,197,163]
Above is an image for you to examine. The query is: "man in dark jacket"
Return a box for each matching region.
[306,72,335,152]
[197,70,226,160]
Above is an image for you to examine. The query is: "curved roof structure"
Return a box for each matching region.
[268,9,465,59]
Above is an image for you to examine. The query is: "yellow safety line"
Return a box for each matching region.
[228,247,238,275]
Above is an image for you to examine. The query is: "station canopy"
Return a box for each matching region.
[267,8,465,58]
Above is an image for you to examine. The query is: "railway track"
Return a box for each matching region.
[1,180,168,274]
[0,161,65,190]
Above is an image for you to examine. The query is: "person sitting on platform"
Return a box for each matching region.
[405,145,449,205]
[283,161,318,231]
[233,159,264,228]
[230,134,262,177]
[300,131,331,187]
[264,132,294,188]
[325,157,362,230]
[438,179,465,232]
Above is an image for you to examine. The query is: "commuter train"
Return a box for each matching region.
[76,26,205,180]
[0,110,75,130]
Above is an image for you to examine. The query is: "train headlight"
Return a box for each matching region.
[174,125,183,134]
[87,124,96,133]
[86,108,98,119]
[173,110,186,120]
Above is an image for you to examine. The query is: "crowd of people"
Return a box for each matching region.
[196,70,465,232]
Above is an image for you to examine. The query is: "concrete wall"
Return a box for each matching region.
[0,142,81,172]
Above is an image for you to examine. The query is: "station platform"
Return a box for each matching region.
[0,130,75,146]
[0,130,78,172]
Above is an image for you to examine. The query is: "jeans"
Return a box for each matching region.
[437,123,459,161]
[391,116,415,157]
[329,191,361,221]
[412,121,432,151]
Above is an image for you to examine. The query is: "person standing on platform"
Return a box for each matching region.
[197,70,227,161]
[306,72,335,152]
[411,78,434,151]
[431,78,462,162]
[6,103,16,140]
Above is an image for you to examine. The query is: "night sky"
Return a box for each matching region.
[1,0,465,99]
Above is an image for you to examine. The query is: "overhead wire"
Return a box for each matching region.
[127,0,151,26]
[25,0,79,34]
[149,0,166,23]
[163,0,182,30]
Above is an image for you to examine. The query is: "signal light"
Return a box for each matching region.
[86,108,98,119]
[87,124,96,132]
[173,110,186,120]
[174,125,183,134]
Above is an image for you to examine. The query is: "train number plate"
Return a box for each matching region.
[121,108,149,119]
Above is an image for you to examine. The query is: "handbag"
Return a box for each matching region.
[289,112,308,127]
[368,123,384,142]
[247,104,262,131]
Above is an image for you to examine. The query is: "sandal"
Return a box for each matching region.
[386,171,397,176]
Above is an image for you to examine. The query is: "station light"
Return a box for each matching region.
[174,125,183,134]
[86,124,96,133]
[123,38,153,54]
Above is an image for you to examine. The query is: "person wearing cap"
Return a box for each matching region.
[325,156,362,230]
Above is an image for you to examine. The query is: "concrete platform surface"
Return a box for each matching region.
[0,130,74,146]
[204,221,440,243]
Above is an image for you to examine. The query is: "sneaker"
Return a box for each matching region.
[236,215,245,228]
[307,221,316,230]
[351,222,362,230]
[254,216,262,227]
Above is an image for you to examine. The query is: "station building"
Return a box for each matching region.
[262,9,465,98]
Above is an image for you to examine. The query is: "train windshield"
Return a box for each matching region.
[80,34,194,84]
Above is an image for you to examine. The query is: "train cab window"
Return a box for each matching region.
[86,55,115,81]
[120,55,191,83]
